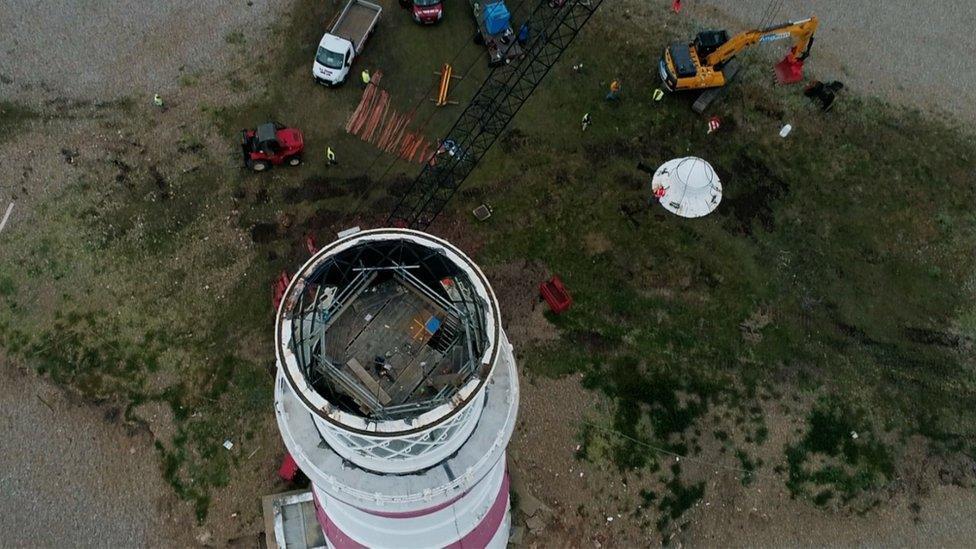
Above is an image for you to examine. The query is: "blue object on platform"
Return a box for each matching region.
[425,316,442,334]
[483,1,511,36]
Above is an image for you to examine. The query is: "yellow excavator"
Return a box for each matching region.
[659,17,819,113]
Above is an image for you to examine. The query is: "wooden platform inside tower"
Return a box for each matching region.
[321,274,467,415]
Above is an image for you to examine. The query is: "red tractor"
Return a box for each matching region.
[241,122,304,172]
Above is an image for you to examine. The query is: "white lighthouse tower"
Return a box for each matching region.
[273,228,519,548]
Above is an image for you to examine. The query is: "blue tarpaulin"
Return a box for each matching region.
[425,316,442,334]
[483,1,511,36]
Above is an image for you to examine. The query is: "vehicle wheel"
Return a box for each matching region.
[287,156,302,167]
[252,160,270,172]
[473,32,485,46]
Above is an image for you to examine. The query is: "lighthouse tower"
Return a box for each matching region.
[273,228,519,548]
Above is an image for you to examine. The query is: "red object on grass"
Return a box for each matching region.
[774,53,805,84]
[271,271,291,312]
[671,0,682,13]
[707,115,721,134]
[304,233,319,256]
[278,452,299,482]
[540,275,573,314]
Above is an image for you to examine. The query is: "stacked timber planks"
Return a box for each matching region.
[344,70,434,164]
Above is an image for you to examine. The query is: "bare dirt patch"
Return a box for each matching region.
[484,261,560,349]
[583,232,612,256]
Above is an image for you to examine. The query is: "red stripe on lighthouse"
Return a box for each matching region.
[446,470,511,549]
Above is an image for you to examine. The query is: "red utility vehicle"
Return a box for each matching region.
[241,122,304,172]
[402,0,443,24]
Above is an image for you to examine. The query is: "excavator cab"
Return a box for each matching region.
[694,30,729,59]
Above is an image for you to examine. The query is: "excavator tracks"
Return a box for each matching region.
[692,59,741,114]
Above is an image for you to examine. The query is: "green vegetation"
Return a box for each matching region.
[734,448,762,486]
[0,101,37,142]
[224,30,246,46]
[656,464,705,535]
[786,399,894,507]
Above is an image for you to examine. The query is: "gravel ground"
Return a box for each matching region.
[0,1,290,546]
[0,361,194,548]
[0,0,280,104]
[683,0,976,123]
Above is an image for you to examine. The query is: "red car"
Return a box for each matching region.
[407,0,443,24]
[240,122,304,172]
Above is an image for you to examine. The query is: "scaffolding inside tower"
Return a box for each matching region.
[284,239,490,420]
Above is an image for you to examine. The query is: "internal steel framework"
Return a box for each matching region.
[284,238,490,420]
[387,0,605,229]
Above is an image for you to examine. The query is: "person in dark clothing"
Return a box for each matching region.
[518,23,530,46]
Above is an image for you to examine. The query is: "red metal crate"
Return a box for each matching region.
[540,275,572,314]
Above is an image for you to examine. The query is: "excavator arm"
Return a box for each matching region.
[704,16,818,67]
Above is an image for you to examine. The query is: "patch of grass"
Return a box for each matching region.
[785,398,894,506]
[639,488,657,507]
[813,490,834,506]
[0,273,16,297]
[179,73,200,87]
[224,30,246,46]
[578,355,720,470]
[0,101,37,143]
[752,424,769,445]
[656,465,705,534]
[735,449,762,486]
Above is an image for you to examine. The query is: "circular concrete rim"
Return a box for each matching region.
[274,228,502,437]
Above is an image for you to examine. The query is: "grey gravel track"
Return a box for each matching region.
[0,364,193,548]
[0,0,279,103]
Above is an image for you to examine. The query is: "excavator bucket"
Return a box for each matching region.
[774,53,805,84]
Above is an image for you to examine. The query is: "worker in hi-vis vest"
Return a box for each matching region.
[361,69,371,88]
[327,147,337,166]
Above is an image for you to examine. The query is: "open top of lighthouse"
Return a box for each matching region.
[275,228,501,436]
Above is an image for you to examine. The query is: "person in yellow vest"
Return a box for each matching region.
[327,147,337,166]
[360,69,371,89]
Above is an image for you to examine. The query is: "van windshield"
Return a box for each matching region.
[316,47,345,70]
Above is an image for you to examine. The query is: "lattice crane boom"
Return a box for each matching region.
[387,0,604,230]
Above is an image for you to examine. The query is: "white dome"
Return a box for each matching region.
[651,157,722,218]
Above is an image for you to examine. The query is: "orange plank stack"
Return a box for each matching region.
[345,70,434,164]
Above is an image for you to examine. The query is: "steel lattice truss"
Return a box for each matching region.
[387,0,605,229]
